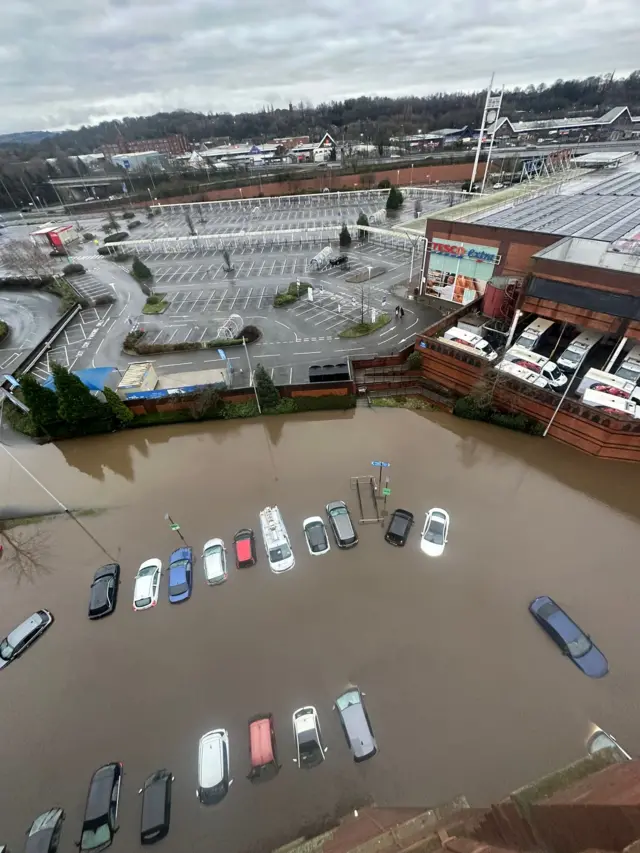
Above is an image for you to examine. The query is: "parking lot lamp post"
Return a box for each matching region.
[410,163,414,186]
[243,338,262,414]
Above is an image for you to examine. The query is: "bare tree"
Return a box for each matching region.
[0,523,50,584]
[0,238,55,279]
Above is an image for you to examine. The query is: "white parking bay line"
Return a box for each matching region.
[230,291,240,309]
[379,326,397,338]
[244,288,253,309]
[190,291,204,312]
[293,350,322,355]
[216,289,228,309]
[258,286,266,307]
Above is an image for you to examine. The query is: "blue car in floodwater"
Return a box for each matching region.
[529,595,608,678]
[168,547,193,603]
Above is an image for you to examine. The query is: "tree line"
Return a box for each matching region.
[1,71,639,211]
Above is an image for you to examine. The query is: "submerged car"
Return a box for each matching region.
[88,564,120,619]
[326,500,358,548]
[420,508,449,557]
[529,596,609,678]
[303,517,330,556]
[384,508,414,547]
[78,762,123,852]
[0,610,53,670]
[25,808,65,853]
[197,729,232,805]
[587,727,631,761]
[202,539,227,585]
[334,687,377,762]
[292,706,327,770]
[133,559,162,611]
[168,547,193,603]
[233,528,257,569]
[138,769,174,845]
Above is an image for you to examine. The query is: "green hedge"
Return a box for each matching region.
[453,395,544,436]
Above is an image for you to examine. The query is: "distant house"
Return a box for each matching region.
[289,133,337,163]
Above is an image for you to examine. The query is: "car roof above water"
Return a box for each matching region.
[7,611,46,647]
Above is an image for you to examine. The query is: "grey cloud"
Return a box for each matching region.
[1,0,639,133]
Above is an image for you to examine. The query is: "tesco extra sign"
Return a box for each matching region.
[432,241,497,263]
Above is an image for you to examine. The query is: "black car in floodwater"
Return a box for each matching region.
[25,808,65,853]
[88,564,120,619]
[78,762,123,852]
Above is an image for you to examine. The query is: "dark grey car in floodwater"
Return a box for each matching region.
[325,501,358,548]
[334,687,377,762]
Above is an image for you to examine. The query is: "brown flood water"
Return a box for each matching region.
[1,408,640,853]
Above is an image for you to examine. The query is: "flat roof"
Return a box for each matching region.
[573,151,635,165]
[535,235,640,274]
[471,160,640,242]
[118,361,155,388]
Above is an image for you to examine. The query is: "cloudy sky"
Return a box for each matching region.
[1,0,639,134]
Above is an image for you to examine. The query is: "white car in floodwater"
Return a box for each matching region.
[133,558,162,610]
[420,508,449,557]
[587,727,631,761]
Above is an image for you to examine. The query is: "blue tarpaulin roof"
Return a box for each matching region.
[43,366,115,392]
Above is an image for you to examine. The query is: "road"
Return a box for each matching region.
[0,289,62,375]
[29,240,436,386]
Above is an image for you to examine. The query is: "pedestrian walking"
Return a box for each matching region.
[400,307,405,320]
[395,306,399,320]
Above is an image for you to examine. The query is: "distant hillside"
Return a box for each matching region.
[0,130,56,146]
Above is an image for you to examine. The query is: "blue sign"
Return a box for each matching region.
[419,340,427,349]
[121,159,131,170]
[371,461,390,468]
[217,349,227,360]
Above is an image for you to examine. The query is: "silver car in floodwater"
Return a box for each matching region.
[334,687,377,762]
[202,539,228,585]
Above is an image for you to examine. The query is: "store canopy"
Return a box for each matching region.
[44,366,115,392]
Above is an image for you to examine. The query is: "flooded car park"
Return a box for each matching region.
[0,408,639,852]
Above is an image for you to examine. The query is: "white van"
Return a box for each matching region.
[582,389,640,419]
[577,368,640,402]
[442,326,498,361]
[557,330,603,373]
[496,361,549,388]
[514,317,555,351]
[615,344,640,386]
[259,506,295,573]
[502,345,567,388]
[197,729,232,804]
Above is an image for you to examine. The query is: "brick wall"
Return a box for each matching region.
[414,334,640,461]
[138,163,483,207]
[124,381,353,415]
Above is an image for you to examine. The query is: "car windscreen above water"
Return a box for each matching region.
[425,520,444,543]
[269,545,291,562]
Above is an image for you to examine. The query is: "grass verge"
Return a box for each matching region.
[370,395,435,411]
[0,320,8,343]
[338,312,390,338]
[142,298,169,315]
